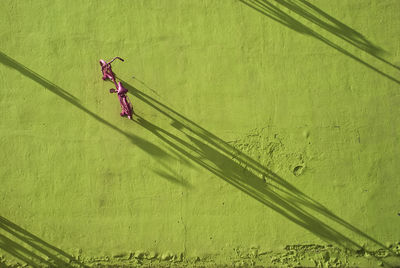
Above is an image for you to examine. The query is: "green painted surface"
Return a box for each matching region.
[1,0,399,267]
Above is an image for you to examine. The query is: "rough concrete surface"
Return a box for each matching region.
[0,0,399,267]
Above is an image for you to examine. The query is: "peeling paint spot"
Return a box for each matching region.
[292,165,305,176]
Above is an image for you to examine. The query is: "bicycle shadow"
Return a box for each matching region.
[239,0,400,84]
[0,52,191,189]
[0,216,87,267]
[0,50,396,264]
[121,79,397,264]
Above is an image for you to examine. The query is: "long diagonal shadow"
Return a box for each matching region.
[239,0,400,84]
[0,51,396,264]
[0,51,191,189]
[120,79,397,264]
[277,0,399,70]
[0,216,87,267]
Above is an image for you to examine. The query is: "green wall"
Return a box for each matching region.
[1,0,399,266]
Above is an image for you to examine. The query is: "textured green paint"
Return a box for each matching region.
[1,0,399,267]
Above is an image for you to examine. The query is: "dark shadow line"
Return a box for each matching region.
[132,114,395,268]
[1,51,396,264]
[0,217,79,267]
[273,1,381,53]
[0,52,79,101]
[0,52,120,135]
[0,235,43,267]
[131,83,388,251]
[239,0,400,84]
[0,233,65,268]
[134,116,361,249]
[295,0,399,70]
[122,81,396,262]
[119,80,313,199]
[0,52,191,189]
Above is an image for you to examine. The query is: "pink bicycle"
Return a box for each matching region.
[110,81,134,120]
[99,57,124,87]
